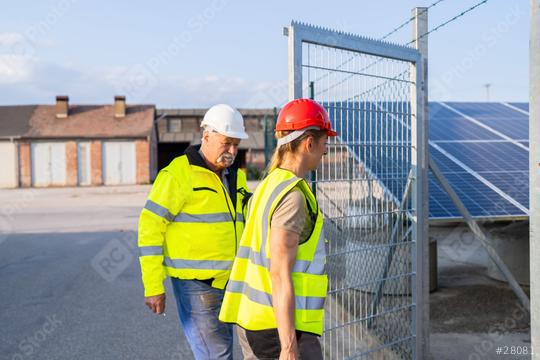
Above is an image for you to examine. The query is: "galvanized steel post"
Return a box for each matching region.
[286,25,303,100]
[530,0,540,358]
[412,7,430,359]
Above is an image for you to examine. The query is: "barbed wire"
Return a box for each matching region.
[381,0,446,41]
[313,0,491,101]
[406,0,489,45]
[302,0,446,99]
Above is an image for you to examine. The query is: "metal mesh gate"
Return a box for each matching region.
[286,22,425,359]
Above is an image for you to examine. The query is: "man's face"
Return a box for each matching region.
[203,131,241,170]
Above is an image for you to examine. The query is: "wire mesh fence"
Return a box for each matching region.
[290,23,422,359]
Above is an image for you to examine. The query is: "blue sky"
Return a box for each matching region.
[0,0,529,107]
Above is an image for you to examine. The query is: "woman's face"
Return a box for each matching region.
[307,134,328,170]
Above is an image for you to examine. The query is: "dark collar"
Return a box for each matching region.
[184,145,239,207]
[184,144,209,169]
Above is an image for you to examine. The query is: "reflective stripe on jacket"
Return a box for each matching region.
[138,145,249,296]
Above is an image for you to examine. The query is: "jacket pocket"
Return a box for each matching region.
[193,187,217,193]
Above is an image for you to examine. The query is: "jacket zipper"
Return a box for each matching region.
[214,173,238,256]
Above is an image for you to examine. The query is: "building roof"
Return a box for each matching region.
[0,102,155,140]
[0,105,36,139]
[20,104,155,139]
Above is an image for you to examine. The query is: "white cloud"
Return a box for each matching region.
[100,65,286,107]
[0,55,35,83]
[0,32,26,47]
[0,58,287,107]
[150,75,286,107]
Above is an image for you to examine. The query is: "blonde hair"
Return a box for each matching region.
[267,129,327,174]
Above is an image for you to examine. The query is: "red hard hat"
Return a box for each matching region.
[276,98,337,136]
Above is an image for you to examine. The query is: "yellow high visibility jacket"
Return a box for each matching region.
[138,145,249,296]
[219,168,327,335]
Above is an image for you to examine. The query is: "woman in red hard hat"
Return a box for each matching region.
[219,99,337,359]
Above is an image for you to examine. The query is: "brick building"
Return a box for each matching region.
[0,96,156,188]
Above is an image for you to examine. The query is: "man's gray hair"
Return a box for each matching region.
[201,125,218,142]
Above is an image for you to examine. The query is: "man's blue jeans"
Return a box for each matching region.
[170,278,233,360]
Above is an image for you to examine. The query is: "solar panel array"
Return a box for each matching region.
[428,102,529,220]
[326,101,530,220]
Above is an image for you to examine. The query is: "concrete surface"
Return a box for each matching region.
[430,223,531,359]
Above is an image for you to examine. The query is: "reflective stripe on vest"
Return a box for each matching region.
[226,280,325,310]
[235,235,326,275]
[231,176,326,312]
[219,168,328,334]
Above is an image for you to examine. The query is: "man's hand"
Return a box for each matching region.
[145,293,166,314]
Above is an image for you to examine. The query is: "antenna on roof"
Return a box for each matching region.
[484,83,491,102]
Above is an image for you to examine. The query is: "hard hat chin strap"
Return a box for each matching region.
[276,126,320,147]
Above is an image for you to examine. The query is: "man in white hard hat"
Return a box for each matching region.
[138,104,250,359]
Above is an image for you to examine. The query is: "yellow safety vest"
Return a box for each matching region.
[138,146,249,296]
[219,168,327,335]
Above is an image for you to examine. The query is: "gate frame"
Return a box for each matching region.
[285,21,428,359]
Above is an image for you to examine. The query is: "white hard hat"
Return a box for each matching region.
[201,104,248,139]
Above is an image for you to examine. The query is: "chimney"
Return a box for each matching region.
[114,95,126,118]
[55,95,69,118]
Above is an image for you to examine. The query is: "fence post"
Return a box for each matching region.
[530,0,540,357]
[412,7,429,359]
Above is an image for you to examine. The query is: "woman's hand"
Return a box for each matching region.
[279,347,300,360]
[270,227,301,360]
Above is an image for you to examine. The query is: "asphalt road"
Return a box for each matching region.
[0,185,243,360]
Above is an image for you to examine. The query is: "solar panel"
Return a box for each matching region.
[427,102,529,220]
[509,102,529,113]
[442,102,529,140]
[430,102,501,140]
[479,171,529,209]
[324,101,530,221]
[434,142,528,173]
[428,169,526,219]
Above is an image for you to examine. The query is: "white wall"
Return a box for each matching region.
[0,141,18,188]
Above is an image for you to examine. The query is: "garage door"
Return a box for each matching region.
[31,142,66,186]
[103,141,135,185]
[0,142,18,188]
